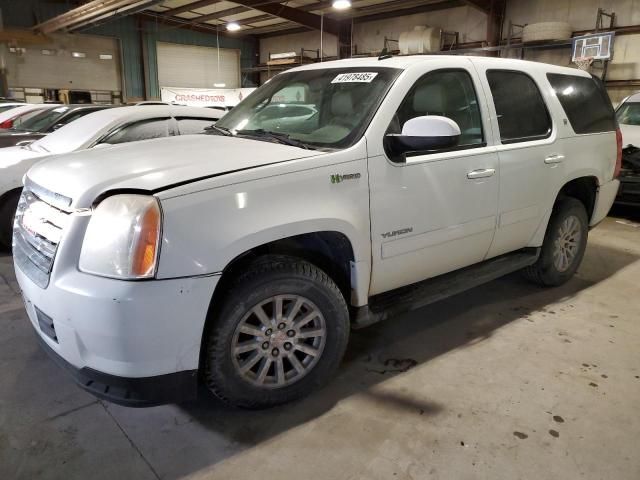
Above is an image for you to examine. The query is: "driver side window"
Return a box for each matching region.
[390,69,484,149]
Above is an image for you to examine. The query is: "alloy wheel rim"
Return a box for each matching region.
[231,294,327,389]
[553,215,582,273]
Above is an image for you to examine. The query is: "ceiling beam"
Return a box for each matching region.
[461,0,491,13]
[34,0,139,33]
[185,6,248,23]
[137,12,236,37]
[162,0,222,17]
[230,0,341,35]
[252,0,466,36]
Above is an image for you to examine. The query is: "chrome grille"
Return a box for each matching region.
[13,188,71,288]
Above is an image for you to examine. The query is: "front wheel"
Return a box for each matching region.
[203,255,350,408]
[523,197,589,287]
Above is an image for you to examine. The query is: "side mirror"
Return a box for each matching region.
[52,123,65,131]
[15,140,34,147]
[384,116,461,160]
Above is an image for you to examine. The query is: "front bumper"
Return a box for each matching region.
[35,332,198,407]
[15,261,219,406]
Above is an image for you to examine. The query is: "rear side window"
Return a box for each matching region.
[102,118,171,145]
[177,117,216,135]
[486,70,552,144]
[547,73,616,134]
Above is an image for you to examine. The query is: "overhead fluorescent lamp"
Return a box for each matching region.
[99,54,113,60]
[42,49,55,55]
[214,83,226,88]
[72,51,86,58]
[226,22,241,32]
[332,0,351,10]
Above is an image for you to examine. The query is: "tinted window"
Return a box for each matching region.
[487,70,551,143]
[0,105,19,114]
[177,118,215,135]
[617,102,640,126]
[547,73,616,133]
[389,69,484,148]
[46,108,104,131]
[103,119,171,145]
[14,106,71,132]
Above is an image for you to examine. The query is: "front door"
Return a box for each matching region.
[367,65,500,296]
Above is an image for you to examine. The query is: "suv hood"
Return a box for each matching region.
[26,135,322,208]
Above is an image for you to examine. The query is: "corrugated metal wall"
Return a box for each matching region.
[0,0,258,101]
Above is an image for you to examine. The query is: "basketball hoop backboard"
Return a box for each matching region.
[571,32,615,62]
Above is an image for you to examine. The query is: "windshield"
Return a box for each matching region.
[215,67,401,149]
[617,102,640,126]
[12,106,71,132]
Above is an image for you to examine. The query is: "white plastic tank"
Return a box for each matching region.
[399,26,441,55]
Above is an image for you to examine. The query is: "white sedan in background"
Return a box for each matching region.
[617,92,640,147]
[0,105,225,247]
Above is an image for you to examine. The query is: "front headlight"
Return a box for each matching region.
[79,194,161,279]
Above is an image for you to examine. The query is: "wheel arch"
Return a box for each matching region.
[198,231,357,376]
[212,230,357,308]
[529,175,599,247]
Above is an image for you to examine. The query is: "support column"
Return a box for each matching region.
[486,0,506,57]
[338,19,353,59]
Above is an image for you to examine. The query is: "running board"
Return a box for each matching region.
[352,248,540,329]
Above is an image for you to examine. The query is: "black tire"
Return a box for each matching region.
[523,197,589,287]
[0,190,21,250]
[203,255,350,409]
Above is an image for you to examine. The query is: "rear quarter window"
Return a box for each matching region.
[547,73,616,134]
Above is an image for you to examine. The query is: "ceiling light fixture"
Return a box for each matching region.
[226,22,241,32]
[214,83,226,88]
[332,0,351,10]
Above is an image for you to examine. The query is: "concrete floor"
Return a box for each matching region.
[1,209,639,480]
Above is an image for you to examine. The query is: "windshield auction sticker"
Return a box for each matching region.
[331,72,378,83]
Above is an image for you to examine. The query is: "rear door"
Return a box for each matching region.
[474,66,563,258]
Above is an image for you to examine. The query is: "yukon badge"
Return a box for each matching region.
[330,173,361,184]
[381,227,413,239]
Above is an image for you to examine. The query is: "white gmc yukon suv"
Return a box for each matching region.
[13,56,621,408]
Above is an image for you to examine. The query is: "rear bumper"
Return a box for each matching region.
[36,332,198,407]
[615,174,640,206]
[590,179,620,226]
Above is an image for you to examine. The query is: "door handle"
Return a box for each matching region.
[544,154,565,164]
[467,168,496,179]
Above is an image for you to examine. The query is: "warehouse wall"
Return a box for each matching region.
[0,0,258,101]
[505,0,640,30]
[503,0,640,105]
[260,31,337,63]
[352,6,487,55]
[259,6,486,63]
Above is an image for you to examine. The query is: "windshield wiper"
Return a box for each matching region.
[236,129,310,150]
[205,124,232,136]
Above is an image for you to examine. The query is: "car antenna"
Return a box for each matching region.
[378,48,393,61]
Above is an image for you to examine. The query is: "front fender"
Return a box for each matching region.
[155,148,372,286]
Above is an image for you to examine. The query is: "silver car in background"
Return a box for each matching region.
[0,105,225,247]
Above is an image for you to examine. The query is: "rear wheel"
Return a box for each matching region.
[0,190,20,249]
[523,197,589,286]
[203,255,350,408]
